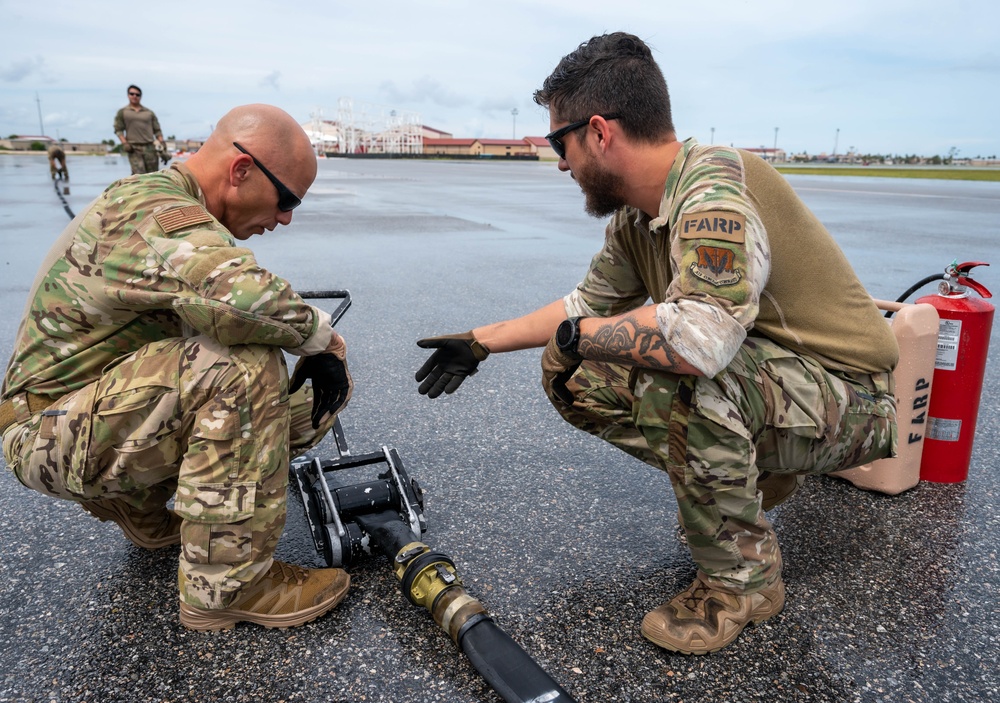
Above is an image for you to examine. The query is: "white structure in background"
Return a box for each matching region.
[336,98,422,155]
[304,108,340,156]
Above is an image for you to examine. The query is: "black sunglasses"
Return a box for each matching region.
[128,92,141,97]
[233,142,302,211]
[545,114,621,159]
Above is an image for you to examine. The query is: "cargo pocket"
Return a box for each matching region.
[176,479,257,565]
[632,371,694,484]
[184,388,243,485]
[758,356,833,440]
[89,384,180,452]
[36,384,100,495]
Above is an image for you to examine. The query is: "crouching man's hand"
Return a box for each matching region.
[415,331,490,398]
[290,333,353,429]
[541,335,581,408]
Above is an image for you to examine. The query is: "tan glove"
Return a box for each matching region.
[541,336,581,408]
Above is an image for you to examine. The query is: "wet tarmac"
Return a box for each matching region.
[0,152,998,703]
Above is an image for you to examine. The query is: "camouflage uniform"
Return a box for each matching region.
[47,144,68,180]
[548,139,899,593]
[1,164,340,609]
[114,105,163,175]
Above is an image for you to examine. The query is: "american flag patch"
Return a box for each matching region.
[154,205,213,232]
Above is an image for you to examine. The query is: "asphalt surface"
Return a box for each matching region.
[0,153,998,703]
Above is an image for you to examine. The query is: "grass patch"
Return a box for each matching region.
[774,166,1000,182]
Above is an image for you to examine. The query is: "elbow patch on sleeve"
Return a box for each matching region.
[182,244,255,288]
[173,297,305,348]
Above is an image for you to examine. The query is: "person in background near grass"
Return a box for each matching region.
[114,84,169,174]
[2,104,354,632]
[414,32,898,655]
[47,143,68,181]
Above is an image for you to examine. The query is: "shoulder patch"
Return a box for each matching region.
[678,211,746,243]
[154,205,213,233]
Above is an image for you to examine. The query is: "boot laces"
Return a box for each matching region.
[679,579,715,612]
[271,561,308,586]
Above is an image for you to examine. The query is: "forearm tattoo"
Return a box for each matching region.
[578,314,682,369]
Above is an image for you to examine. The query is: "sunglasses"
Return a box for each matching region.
[128,92,141,97]
[233,142,302,211]
[545,114,621,159]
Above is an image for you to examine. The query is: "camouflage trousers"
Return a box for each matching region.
[2,336,337,608]
[127,143,159,175]
[49,156,68,180]
[545,335,896,593]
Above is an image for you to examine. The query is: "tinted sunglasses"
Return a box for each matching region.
[545,114,621,159]
[233,141,302,211]
[128,92,141,97]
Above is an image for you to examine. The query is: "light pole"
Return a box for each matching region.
[833,128,839,157]
[774,127,778,150]
[35,92,45,136]
[710,126,715,143]
[511,108,518,139]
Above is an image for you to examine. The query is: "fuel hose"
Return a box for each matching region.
[356,511,577,703]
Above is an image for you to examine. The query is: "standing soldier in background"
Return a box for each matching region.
[415,32,899,655]
[114,84,169,174]
[47,143,68,181]
[2,104,353,632]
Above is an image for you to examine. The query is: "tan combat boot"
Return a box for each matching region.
[80,497,182,549]
[641,574,785,654]
[179,560,351,631]
[759,472,805,511]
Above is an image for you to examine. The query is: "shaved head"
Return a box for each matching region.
[185,104,317,238]
[209,104,315,173]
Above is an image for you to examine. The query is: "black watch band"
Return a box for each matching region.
[555,317,585,360]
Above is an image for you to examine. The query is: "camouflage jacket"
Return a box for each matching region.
[2,164,332,401]
[564,138,898,376]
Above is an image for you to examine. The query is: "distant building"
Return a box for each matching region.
[0,136,108,154]
[478,139,535,158]
[423,138,482,156]
[524,136,557,160]
[742,147,786,163]
[421,125,453,140]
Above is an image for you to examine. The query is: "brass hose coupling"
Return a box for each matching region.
[394,541,487,644]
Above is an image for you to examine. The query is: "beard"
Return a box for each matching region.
[575,156,629,218]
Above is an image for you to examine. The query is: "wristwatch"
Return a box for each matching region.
[555,316,586,360]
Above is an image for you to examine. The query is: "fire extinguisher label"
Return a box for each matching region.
[927,417,962,442]
[934,319,962,371]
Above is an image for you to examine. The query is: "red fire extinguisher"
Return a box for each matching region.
[916,261,994,483]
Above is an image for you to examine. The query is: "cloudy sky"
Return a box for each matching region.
[2,0,997,157]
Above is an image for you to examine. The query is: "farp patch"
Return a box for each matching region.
[678,210,746,243]
[690,245,743,287]
[154,205,213,233]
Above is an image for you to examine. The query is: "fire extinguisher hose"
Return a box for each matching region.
[887,273,946,316]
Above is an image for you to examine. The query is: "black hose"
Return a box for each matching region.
[885,273,946,317]
[356,511,578,703]
[53,178,74,219]
[460,619,576,703]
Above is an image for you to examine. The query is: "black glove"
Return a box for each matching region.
[159,145,171,164]
[121,142,134,153]
[289,351,353,429]
[415,331,490,398]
